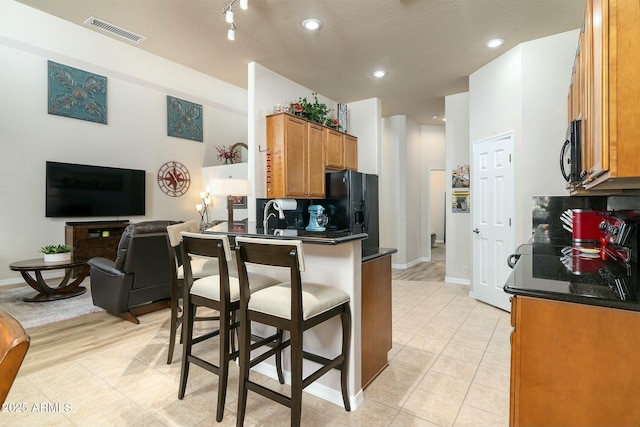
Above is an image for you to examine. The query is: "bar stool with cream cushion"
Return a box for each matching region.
[178,232,281,422]
[234,236,352,427]
[165,220,221,364]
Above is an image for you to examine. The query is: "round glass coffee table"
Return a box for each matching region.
[9,258,89,302]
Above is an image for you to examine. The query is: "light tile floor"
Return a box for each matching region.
[4,253,511,426]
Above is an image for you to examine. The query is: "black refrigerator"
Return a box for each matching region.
[325,170,379,256]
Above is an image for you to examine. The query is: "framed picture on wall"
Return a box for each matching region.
[231,196,247,209]
[452,190,470,213]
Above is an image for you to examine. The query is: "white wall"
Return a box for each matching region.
[381,115,427,267]
[0,1,248,283]
[444,92,471,284]
[470,29,579,248]
[421,125,446,259]
[346,98,382,175]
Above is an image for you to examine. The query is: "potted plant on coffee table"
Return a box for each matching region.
[41,244,72,262]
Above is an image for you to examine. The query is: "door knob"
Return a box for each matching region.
[472,228,480,234]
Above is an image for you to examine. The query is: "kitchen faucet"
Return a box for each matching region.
[263,199,285,232]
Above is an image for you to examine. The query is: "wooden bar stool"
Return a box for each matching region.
[234,236,352,427]
[178,232,280,422]
[165,220,220,364]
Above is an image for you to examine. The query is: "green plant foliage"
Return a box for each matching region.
[41,244,72,254]
[291,92,333,125]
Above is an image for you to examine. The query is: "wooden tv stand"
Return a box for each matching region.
[65,221,129,275]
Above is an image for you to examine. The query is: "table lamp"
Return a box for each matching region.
[210,178,249,224]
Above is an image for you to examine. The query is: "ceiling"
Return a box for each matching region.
[16,0,585,125]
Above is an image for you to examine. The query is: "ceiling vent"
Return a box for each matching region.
[84,16,146,44]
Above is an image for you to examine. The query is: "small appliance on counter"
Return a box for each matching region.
[306,205,328,232]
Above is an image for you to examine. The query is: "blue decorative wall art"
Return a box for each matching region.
[167,95,203,142]
[47,60,107,124]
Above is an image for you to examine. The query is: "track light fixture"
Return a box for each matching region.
[222,0,248,40]
[228,23,236,41]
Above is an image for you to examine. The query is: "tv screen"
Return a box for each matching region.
[46,161,145,217]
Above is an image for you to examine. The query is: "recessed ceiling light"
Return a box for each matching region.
[432,115,439,120]
[301,18,322,31]
[484,38,505,49]
[371,70,387,78]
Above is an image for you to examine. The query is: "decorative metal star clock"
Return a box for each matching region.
[157,161,190,197]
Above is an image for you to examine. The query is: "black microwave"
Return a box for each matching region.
[560,119,582,185]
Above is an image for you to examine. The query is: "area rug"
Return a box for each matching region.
[0,279,104,330]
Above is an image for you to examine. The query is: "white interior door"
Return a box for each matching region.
[471,132,514,312]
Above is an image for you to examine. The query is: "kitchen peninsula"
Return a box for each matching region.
[204,221,396,409]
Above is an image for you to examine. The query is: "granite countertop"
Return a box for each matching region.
[204,221,367,245]
[504,242,640,312]
[204,221,396,261]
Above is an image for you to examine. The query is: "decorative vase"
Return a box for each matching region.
[44,252,71,263]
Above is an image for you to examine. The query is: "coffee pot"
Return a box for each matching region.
[306,205,328,232]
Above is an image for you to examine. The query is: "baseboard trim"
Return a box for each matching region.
[444,276,470,286]
[252,361,364,410]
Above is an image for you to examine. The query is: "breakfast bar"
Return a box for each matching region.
[204,221,396,410]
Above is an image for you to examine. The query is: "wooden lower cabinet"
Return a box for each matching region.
[361,254,392,388]
[510,295,640,426]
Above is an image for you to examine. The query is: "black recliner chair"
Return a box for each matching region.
[88,220,179,323]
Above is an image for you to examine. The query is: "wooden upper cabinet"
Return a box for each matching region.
[266,113,326,199]
[307,123,326,197]
[577,0,640,191]
[325,129,344,169]
[344,134,358,170]
[325,129,358,171]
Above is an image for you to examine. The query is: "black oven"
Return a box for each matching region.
[560,119,582,185]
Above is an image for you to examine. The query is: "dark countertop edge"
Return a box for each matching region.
[504,285,640,312]
[363,248,397,263]
[204,229,368,245]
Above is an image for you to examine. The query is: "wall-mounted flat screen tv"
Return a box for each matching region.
[46,161,145,217]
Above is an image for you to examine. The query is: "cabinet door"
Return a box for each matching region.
[510,296,640,426]
[585,0,606,182]
[325,128,344,169]
[344,135,358,171]
[284,116,308,198]
[306,123,325,197]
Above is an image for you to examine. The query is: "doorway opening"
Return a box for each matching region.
[430,169,446,262]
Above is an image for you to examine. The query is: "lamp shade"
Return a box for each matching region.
[210,178,249,196]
